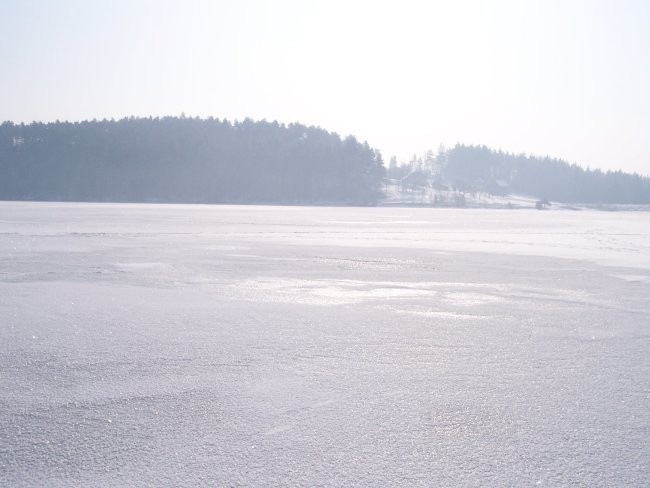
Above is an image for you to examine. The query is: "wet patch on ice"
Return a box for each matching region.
[441,292,504,306]
[325,220,435,225]
[312,256,418,271]
[613,274,650,284]
[229,278,597,314]
[203,245,247,251]
[230,278,438,305]
[264,424,293,435]
[224,253,266,259]
[113,262,170,270]
[391,308,495,320]
[229,278,516,306]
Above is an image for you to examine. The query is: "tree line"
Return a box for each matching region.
[388,144,650,204]
[0,116,385,205]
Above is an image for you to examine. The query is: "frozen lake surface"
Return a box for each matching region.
[1,202,649,486]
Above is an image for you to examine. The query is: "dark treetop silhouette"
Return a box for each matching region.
[0,117,385,205]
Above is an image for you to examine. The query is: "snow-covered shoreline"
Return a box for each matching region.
[381,179,650,211]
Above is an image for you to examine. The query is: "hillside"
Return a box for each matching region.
[386,144,650,206]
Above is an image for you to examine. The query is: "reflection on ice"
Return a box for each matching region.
[389,309,495,320]
[231,278,438,305]
[613,274,650,284]
[441,292,503,306]
[230,278,591,311]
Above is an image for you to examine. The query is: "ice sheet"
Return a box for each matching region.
[1,202,648,486]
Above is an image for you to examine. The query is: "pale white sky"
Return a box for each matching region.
[2,0,649,174]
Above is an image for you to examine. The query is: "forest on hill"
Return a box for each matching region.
[2,118,648,206]
[388,144,650,204]
[0,117,385,205]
